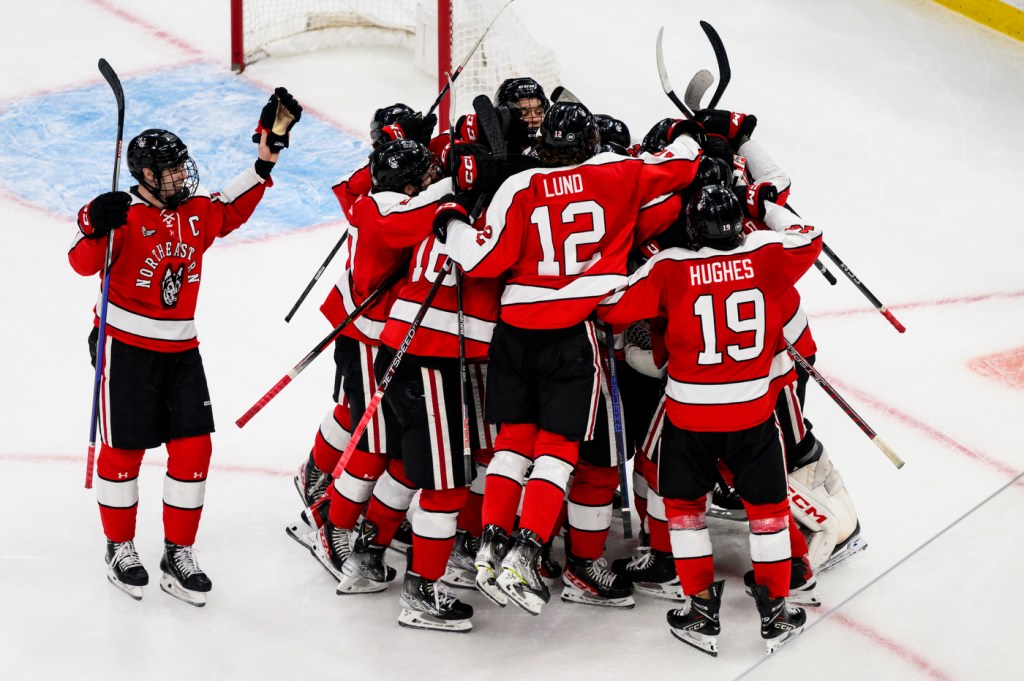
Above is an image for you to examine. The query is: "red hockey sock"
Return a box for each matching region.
[412,488,470,581]
[646,490,672,552]
[566,461,618,560]
[327,447,388,529]
[518,431,578,543]
[745,499,791,599]
[665,497,715,596]
[311,402,352,474]
[481,425,537,533]
[364,459,416,547]
[163,435,212,546]
[95,444,144,543]
[789,512,809,562]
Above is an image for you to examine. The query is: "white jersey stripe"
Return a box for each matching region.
[101,298,197,342]
[783,305,809,345]
[666,349,793,406]
[503,273,626,307]
[389,300,495,344]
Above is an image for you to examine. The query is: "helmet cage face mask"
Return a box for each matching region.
[127,129,199,209]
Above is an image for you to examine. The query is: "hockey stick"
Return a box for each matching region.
[328,260,455,480]
[699,21,731,110]
[821,241,906,333]
[550,85,581,104]
[683,69,714,113]
[426,0,517,119]
[283,231,349,323]
[786,341,904,469]
[602,324,634,539]
[85,58,125,490]
[236,263,406,428]
[656,26,838,287]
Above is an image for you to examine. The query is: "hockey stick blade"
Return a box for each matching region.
[656,27,694,119]
[684,69,714,113]
[550,85,581,104]
[698,21,731,109]
[473,95,508,160]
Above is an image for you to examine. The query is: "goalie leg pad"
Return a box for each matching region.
[788,447,860,569]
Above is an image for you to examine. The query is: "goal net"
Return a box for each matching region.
[231,0,561,118]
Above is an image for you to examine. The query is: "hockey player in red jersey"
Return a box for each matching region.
[492,77,549,153]
[600,184,821,655]
[433,101,702,615]
[69,88,302,605]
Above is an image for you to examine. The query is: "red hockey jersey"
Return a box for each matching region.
[320,177,454,344]
[68,168,271,353]
[444,137,702,330]
[599,203,823,432]
[378,232,502,359]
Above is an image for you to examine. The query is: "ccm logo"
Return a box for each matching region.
[789,486,828,525]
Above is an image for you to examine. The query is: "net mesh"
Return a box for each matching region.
[238,1,560,116]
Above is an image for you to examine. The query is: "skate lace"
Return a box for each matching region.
[625,549,654,571]
[112,541,143,571]
[430,580,458,610]
[586,557,618,589]
[330,527,351,559]
[172,545,202,578]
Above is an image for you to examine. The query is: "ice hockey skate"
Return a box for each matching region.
[473,524,510,607]
[105,539,148,601]
[159,540,212,607]
[667,580,723,657]
[398,571,474,633]
[309,522,351,581]
[744,556,821,607]
[440,529,479,590]
[817,522,868,573]
[561,554,635,608]
[751,583,806,654]
[495,529,550,615]
[337,519,396,594]
[389,517,413,555]
[294,451,333,507]
[613,547,684,602]
[285,519,318,551]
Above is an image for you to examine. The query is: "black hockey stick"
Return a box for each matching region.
[236,263,407,428]
[426,0,518,119]
[821,241,906,333]
[786,341,904,468]
[284,231,349,322]
[699,21,731,109]
[85,58,125,490]
[603,324,634,539]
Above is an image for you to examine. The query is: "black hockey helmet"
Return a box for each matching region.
[685,184,744,250]
[595,114,631,154]
[694,155,734,188]
[369,103,416,148]
[369,139,442,195]
[127,129,199,209]
[536,101,600,167]
[494,77,549,112]
[640,118,678,154]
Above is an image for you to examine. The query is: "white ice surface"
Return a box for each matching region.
[1,1,1023,679]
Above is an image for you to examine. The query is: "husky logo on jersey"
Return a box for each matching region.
[142,225,156,237]
[160,264,184,309]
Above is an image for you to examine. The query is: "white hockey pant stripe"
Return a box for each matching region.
[568,500,612,533]
[96,476,138,508]
[423,366,455,489]
[163,475,206,510]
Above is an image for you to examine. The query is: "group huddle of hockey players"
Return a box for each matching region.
[71,75,867,656]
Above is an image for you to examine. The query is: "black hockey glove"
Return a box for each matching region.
[737,181,779,222]
[82,191,131,239]
[695,109,757,151]
[701,135,735,165]
[663,119,706,148]
[450,144,513,196]
[385,112,437,146]
[253,87,303,151]
[433,193,474,244]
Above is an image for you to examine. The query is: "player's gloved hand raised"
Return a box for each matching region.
[656,119,706,149]
[82,191,131,239]
[384,112,437,146]
[737,181,778,221]
[432,193,475,244]
[253,87,303,151]
[450,144,512,196]
[695,109,757,151]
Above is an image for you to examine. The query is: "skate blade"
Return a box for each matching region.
[387,541,411,556]
[398,608,472,633]
[634,581,685,602]
[560,587,635,609]
[765,627,802,655]
[440,565,477,590]
[336,573,390,594]
[107,572,144,601]
[707,507,747,522]
[159,573,206,607]
[818,536,868,573]
[670,628,718,657]
[745,585,821,608]
[309,544,346,582]
[496,571,545,616]
[474,568,508,607]
[293,472,306,506]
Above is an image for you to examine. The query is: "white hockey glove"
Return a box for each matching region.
[788,447,860,570]
[624,321,666,379]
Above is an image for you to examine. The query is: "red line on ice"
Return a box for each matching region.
[832,613,956,681]
[87,0,204,58]
[0,452,290,478]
